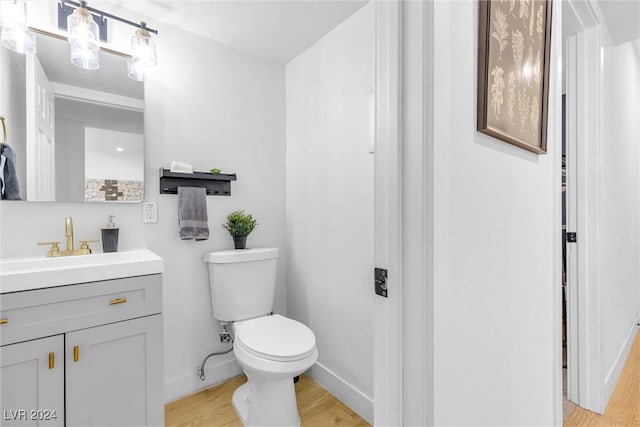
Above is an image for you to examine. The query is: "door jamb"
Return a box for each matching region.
[564,0,605,414]
[373,0,403,425]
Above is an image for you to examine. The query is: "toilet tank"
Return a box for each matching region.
[204,248,278,321]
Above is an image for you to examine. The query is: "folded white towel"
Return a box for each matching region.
[170,161,193,174]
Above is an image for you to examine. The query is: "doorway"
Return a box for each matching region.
[563,5,640,417]
[285,1,403,424]
[562,0,606,416]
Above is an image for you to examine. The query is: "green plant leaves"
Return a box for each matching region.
[222,209,258,237]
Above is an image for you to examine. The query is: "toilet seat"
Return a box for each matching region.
[235,314,316,362]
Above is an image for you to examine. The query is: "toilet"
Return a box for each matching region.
[204,248,318,426]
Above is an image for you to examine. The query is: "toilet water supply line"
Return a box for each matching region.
[197,322,234,381]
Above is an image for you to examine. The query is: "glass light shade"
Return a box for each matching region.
[69,41,100,70]
[67,5,100,70]
[1,26,36,54]
[0,0,36,54]
[127,57,144,81]
[131,28,157,68]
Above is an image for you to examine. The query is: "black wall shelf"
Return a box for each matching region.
[159,168,237,196]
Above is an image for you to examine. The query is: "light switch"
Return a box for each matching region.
[142,202,158,223]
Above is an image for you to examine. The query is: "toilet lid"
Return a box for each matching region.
[235,315,316,362]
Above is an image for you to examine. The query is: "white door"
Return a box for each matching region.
[0,335,65,426]
[26,53,55,201]
[65,315,164,427]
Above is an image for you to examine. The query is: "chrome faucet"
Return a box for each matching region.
[65,217,74,251]
[37,217,99,257]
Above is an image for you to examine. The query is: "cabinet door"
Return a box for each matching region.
[0,335,64,426]
[66,315,163,426]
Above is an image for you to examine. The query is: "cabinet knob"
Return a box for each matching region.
[110,297,127,305]
[49,352,55,369]
[0,319,7,325]
[73,346,79,362]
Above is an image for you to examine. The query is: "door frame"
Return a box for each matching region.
[374,1,437,424]
[373,0,403,425]
[564,0,606,414]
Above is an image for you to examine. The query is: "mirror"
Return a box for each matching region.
[1,30,144,202]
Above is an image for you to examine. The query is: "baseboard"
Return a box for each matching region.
[308,362,373,424]
[164,355,242,403]
[604,315,640,402]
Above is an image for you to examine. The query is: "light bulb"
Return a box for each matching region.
[67,3,100,70]
[131,25,157,68]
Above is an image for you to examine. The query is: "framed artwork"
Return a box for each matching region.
[477,0,553,154]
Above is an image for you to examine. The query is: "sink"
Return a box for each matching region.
[0,249,163,293]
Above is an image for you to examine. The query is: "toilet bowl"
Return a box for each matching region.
[231,314,318,426]
[204,248,318,426]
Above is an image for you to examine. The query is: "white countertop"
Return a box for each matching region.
[0,248,163,293]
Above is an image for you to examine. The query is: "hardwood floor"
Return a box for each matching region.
[564,330,640,426]
[167,332,640,427]
[165,374,370,427]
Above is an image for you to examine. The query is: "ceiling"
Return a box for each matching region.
[597,0,640,45]
[563,0,640,45]
[95,0,368,63]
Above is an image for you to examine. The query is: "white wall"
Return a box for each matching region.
[54,119,85,201]
[84,127,144,181]
[428,1,561,425]
[600,39,640,397]
[285,2,374,422]
[0,22,287,402]
[55,100,145,202]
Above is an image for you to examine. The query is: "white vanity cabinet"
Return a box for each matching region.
[0,273,163,427]
[65,315,163,426]
[0,336,65,426]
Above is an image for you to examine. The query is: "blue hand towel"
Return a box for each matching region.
[0,144,21,200]
[178,186,209,241]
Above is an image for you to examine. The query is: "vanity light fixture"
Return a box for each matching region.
[59,0,158,78]
[0,0,36,55]
[67,1,100,70]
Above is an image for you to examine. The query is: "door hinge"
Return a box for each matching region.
[375,268,388,298]
[567,232,577,243]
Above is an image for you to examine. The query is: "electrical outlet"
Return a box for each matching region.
[142,202,158,223]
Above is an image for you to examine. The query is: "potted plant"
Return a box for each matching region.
[222,209,258,249]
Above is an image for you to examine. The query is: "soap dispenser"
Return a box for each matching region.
[101,215,119,253]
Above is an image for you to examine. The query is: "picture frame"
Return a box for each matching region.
[477,0,553,154]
